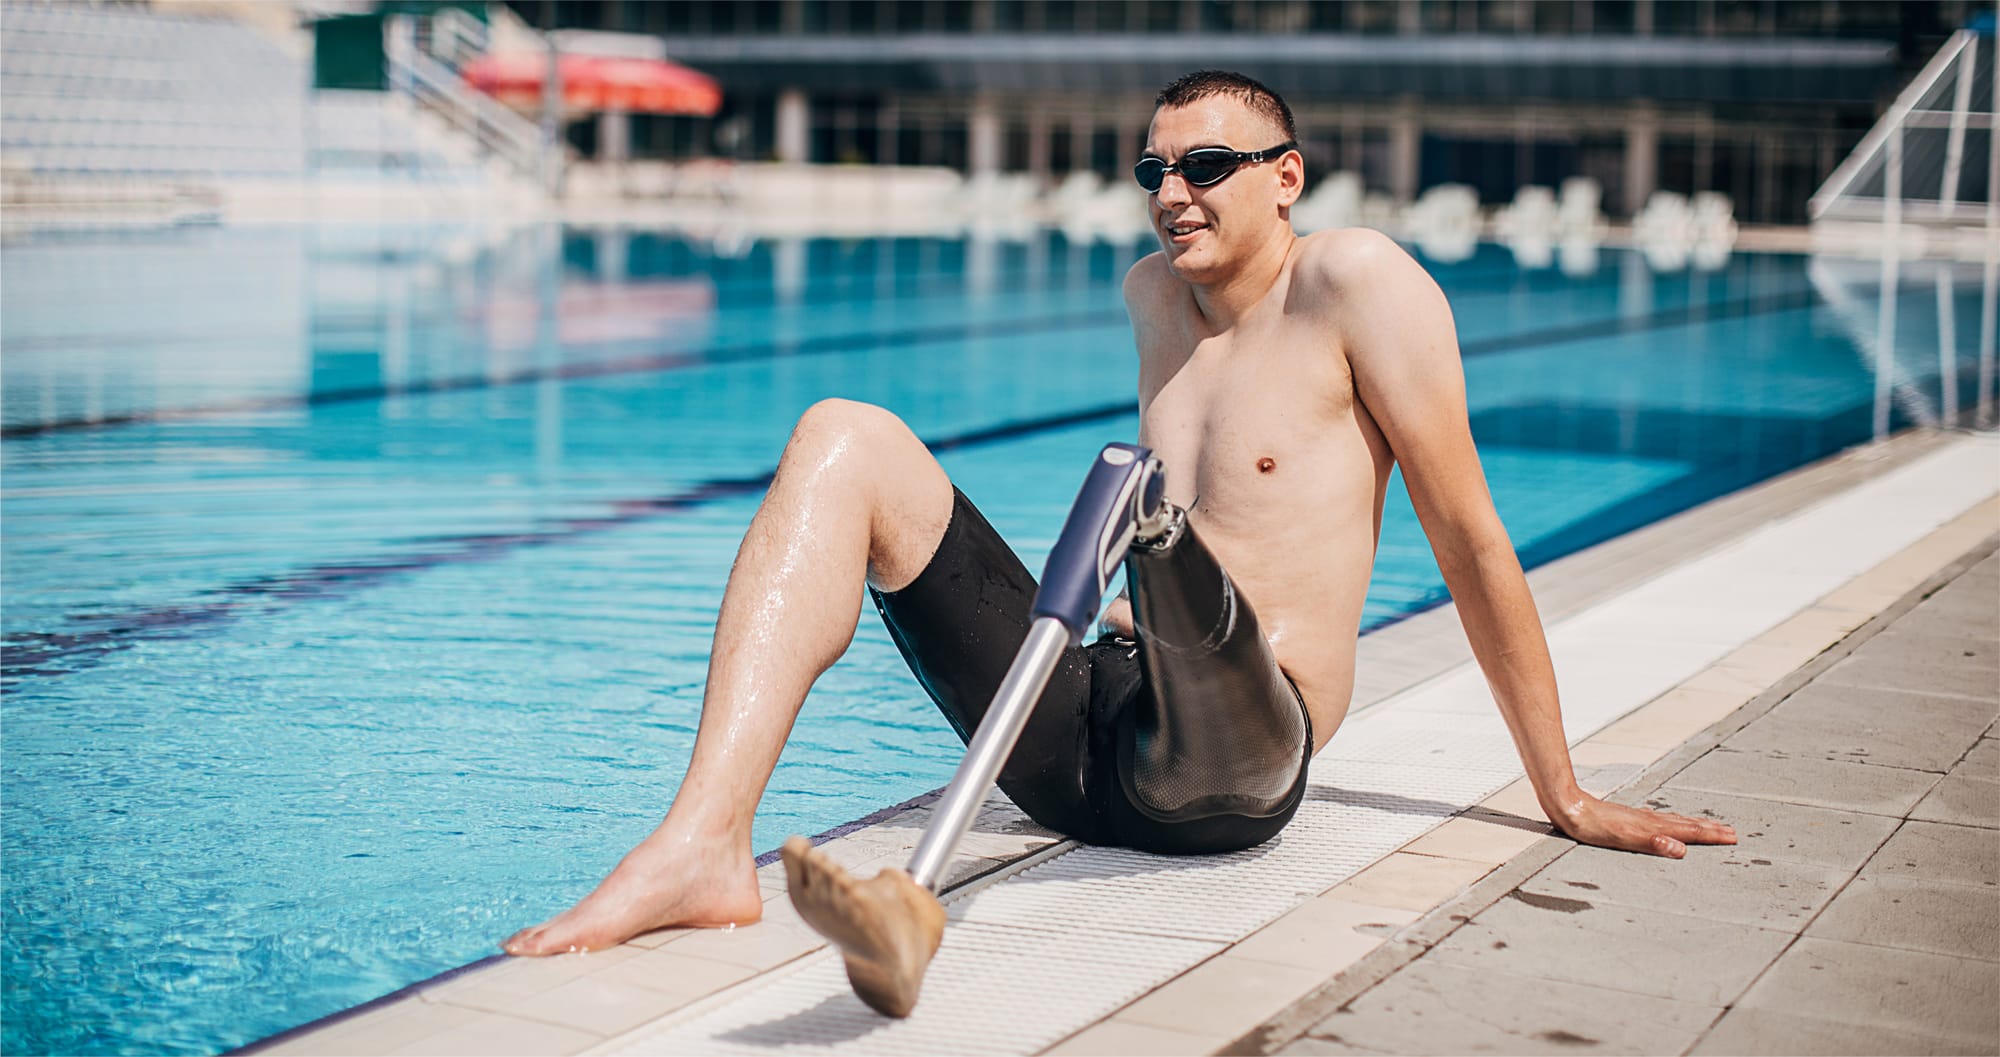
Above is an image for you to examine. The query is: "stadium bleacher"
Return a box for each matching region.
[1,2,496,194]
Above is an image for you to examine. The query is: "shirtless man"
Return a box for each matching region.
[503,70,1735,964]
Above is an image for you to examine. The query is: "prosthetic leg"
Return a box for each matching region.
[783,443,1174,1018]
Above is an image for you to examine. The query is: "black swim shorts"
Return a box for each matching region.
[869,488,1312,855]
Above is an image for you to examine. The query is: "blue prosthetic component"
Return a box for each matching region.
[1030,443,1165,643]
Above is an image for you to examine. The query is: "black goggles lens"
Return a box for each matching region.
[1133,144,1292,193]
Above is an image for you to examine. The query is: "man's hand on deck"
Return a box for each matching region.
[1548,792,1737,858]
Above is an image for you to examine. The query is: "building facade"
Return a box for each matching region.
[512,0,1981,224]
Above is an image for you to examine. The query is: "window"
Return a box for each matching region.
[1004,121,1033,170]
[1144,0,1183,31]
[1579,134,1626,214]
[1091,127,1122,180]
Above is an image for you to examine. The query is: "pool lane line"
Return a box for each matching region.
[0,249,1706,366]
[0,402,1141,686]
[3,282,1822,442]
[0,258,1137,357]
[0,250,1597,357]
[0,307,1134,440]
[0,239,1559,358]
[1456,285,1818,357]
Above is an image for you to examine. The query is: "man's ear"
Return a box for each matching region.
[1275,151,1305,208]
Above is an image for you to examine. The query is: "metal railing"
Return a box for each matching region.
[1810,27,1996,228]
[380,15,548,187]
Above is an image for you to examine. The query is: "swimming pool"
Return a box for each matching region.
[1,223,1988,1055]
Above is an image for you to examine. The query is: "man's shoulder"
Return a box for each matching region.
[1123,251,1175,302]
[1291,227,1416,295]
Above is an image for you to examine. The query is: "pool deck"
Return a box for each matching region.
[1249,544,1999,1057]
[249,428,1999,1057]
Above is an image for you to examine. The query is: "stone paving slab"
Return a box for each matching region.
[1664,746,1941,817]
[1863,818,2000,888]
[1689,1006,1989,1057]
[1722,681,1994,772]
[1908,771,2000,827]
[1848,626,2000,675]
[1511,846,1851,933]
[1277,1036,1393,1056]
[1729,937,2000,1049]
[1817,647,2000,702]
[1302,960,1718,1056]
[1903,569,2000,627]
[1805,873,2000,960]
[1960,736,2000,779]
[1421,892,1792,1007]
[1632,787,1903,871]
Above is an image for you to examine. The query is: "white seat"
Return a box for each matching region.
[1554,176,1606,240]
[1291,170,1361,233]
[1492,184,1558,241]
[1404,183,1481,262]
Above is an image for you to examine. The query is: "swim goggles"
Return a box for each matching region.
[1133,142,1296,193]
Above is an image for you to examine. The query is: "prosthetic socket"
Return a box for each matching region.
[1120,507,1309,823]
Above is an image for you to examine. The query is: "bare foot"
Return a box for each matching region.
[503,839,762,956]
[782,836,946,1018]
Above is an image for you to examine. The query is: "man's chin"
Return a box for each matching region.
[1163,247,1220,283]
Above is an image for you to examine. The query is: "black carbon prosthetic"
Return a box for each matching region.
[873,487,1311,855]
[1117,516,1311,827]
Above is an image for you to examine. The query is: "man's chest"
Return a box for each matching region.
[1137,336,1360,508]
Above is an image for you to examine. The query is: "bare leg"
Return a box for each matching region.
[504,399,956,955]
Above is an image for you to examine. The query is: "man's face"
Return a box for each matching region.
[1142,97,1297,281]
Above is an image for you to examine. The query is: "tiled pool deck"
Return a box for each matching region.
[1253,547,1998,1057]
[249,428,1999,1057]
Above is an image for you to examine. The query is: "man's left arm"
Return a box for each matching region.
[1328,233,1734,858]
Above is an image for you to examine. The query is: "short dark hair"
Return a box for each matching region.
[1155,70,1296,145]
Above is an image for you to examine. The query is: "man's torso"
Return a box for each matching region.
[1128,228,1393,749]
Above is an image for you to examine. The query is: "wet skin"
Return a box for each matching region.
[503,93,1734,962]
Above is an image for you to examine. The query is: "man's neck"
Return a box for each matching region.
[1190,224,1297,332]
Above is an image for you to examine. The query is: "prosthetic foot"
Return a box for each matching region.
[783,443,1170,1017]
[781,837,944,1018]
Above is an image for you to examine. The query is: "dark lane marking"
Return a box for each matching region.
[0,253,1575,355]
[3,283,1821,441]
[0,242,1581,357]
[2,282,1837,683]
[0,308,1133,440]
[0,402,1138,685]
[1457,287,1817,357]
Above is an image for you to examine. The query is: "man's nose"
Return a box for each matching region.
[1155,172,1193,209]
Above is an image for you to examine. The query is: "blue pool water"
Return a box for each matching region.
[2,224,1990,1055]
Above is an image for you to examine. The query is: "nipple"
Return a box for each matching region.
[1256,457,1276,474]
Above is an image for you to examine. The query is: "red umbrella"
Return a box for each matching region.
[463,52,721,116]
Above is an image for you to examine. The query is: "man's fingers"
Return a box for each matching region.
[1648,833,1688,858]
[1647,810,1738,846]
[1667,815,1737,845]
[1690,820,1737,845]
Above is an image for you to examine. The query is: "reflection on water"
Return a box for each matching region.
[1806,251,1999,437]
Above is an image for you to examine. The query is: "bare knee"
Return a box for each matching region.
[782,400,916,480]
[781,399,951,590]
[792,398,906,446]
